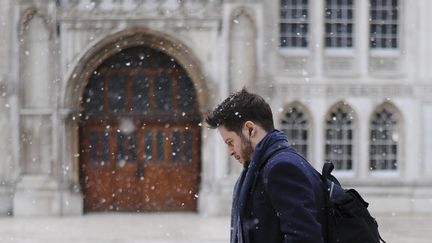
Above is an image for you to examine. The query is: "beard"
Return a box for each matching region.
[240,134,254,167]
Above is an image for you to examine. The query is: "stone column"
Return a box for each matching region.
[13,5,61,216]
[0,0,19,216]
[0,78,15,216]
[55,112,83,215]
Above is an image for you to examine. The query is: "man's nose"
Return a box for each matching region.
[228,148,235,156]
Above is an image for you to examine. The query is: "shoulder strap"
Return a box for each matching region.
[321,161,341,186]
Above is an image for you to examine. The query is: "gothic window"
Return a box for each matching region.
[369,104,400,171]
[324,0,354,48]
[370,0,399,49]
[325,103,355,170]
[280,104,310,159]
[280,0,309,48]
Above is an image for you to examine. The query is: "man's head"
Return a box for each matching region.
[206,88,274,165]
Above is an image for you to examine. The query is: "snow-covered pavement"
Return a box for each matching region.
[0,213,429,243]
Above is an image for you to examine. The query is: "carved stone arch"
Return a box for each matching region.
[19,7,51,37]
[230,7,257,38]
[63,26,210,113]
[62,27,210,212]
[325,100,357,124]
[369,101,403,126]
[280,101,312,125]
[279,101,312,160]
[19,6,53,108]
[228,6,258,91]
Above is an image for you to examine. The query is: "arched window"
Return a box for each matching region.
[324,0,354,48]
[280,103,310,159]
[370,0,399,49]
[369,103,400,171]
[325,102,355,170]
[280,0,309,48]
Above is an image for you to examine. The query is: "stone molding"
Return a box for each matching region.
[262,83,432,99]
[58,0,222,20]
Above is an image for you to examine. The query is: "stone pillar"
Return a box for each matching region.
[357,100,373,180]
[423,103,432,177]
[0,0,18,216]
[0,78,15,216]
[13,5,61,216]
[58,113,83,215]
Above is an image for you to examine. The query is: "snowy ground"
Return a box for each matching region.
[0,212,430,243]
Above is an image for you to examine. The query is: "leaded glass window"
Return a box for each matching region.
[107,74,126,113]
[177,74,197,112]
[116,133,136,163]
[155,74,171,111]
[157,131,165,161]
[280,0,309,48]
[88,131,109,166]
[83,73,104,112]
[184,131,193,163]
[324,0,354,48]
[172,131,181,162]
[325,104,355,170]
[369,105,399,171]
[144,131,153,162]
[131,74,150,112]
[280,105,310,159]
[370,0,399,49]
[171,130,194,163]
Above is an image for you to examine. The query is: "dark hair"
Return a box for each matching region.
[205,88,274,134]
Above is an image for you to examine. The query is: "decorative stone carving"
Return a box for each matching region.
[58,0,222,72]
[267,83,417,99]
[59,0,222,20]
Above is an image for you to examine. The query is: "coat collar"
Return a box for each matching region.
[231,129,289,243]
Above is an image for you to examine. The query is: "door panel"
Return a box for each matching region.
[80,125,115,212]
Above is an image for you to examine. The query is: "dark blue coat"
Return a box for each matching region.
[231,130,326,243]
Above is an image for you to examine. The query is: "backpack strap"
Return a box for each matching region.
[321,161,341,186]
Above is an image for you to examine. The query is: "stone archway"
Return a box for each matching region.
[63,28,209,213]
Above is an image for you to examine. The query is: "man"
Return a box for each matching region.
[206,89,326,243]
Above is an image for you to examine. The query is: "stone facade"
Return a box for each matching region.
[0,0,431,216]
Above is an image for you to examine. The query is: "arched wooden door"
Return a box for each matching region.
[79,46,201,212]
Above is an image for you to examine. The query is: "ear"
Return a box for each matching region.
[243,121,254,136]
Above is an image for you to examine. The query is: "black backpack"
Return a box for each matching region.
[321,161,386,243]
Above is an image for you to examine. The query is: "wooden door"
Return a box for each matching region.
[79,46,201,212]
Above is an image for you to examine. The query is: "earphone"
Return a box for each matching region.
[248,128,253,136]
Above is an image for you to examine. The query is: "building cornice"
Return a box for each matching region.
[259,83,432,101]
[58,0,222,21]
